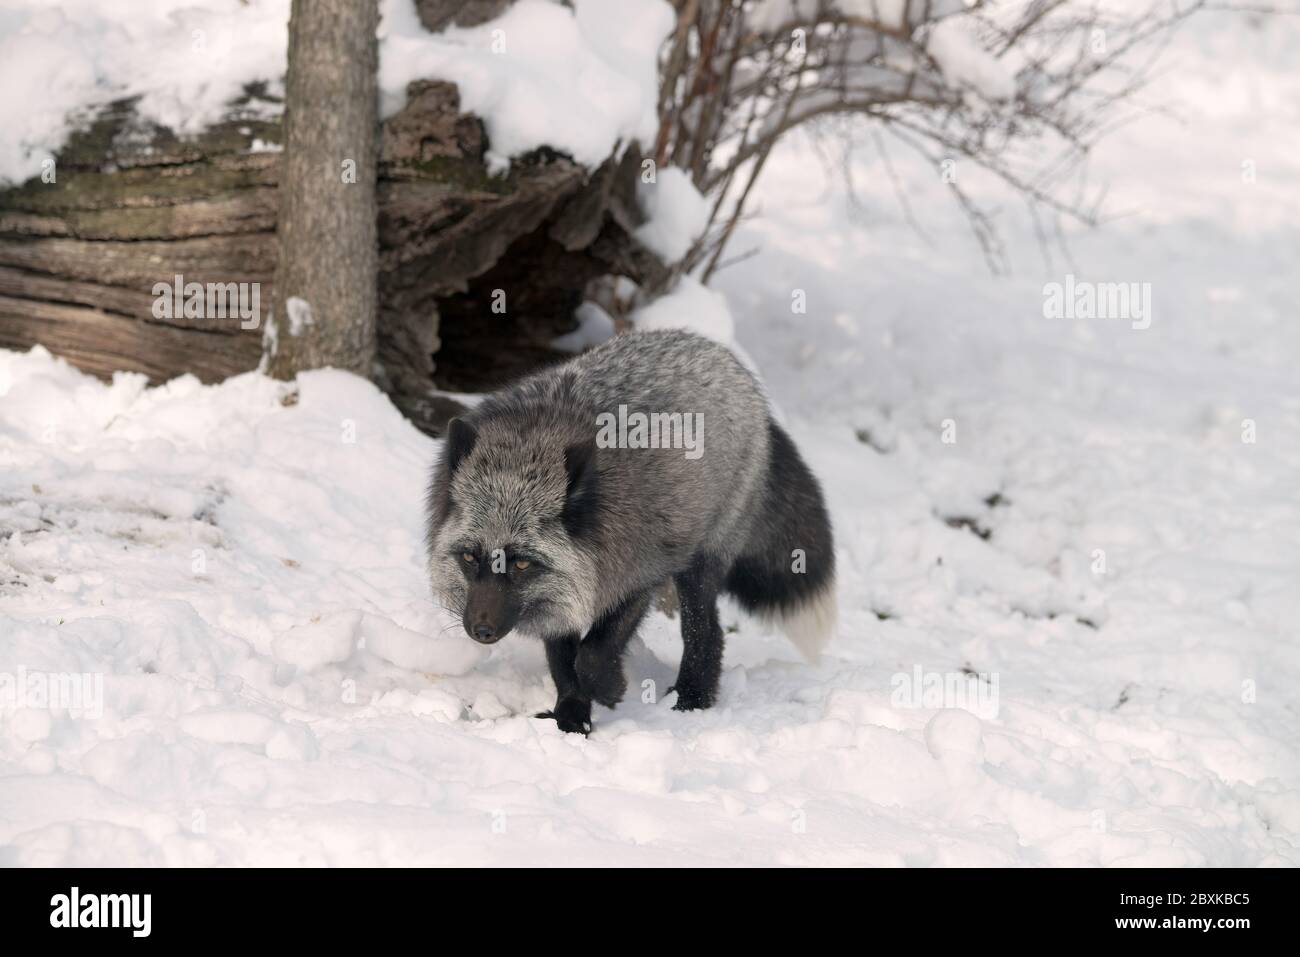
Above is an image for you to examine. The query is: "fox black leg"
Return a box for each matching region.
[575,588,653,709]
[670,554,727,711]
[538,590,652,734]
[538,634,591,734]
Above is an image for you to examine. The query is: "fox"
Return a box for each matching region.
[425,329,835,734]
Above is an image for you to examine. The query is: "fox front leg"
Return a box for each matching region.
[538,634,592,734]
[537,590,653,734]
[573,589,653,709]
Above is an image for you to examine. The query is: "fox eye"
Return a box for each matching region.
[462,552,476,564]
[513,559,531,570]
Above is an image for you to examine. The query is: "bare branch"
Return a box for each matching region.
[649,0,1243,277]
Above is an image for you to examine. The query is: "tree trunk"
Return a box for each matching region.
[266,0,379,380]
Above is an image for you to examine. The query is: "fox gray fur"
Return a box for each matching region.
[426,329,836,733]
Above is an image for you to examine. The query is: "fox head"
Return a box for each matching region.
[426,416,600,643]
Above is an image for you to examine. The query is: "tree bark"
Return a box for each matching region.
[265,0,380,380]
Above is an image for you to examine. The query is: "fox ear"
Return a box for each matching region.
[445,418,477,474]
[564,439,594,491]
[561,439,599,537]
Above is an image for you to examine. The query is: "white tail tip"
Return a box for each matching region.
[772,580,837,662]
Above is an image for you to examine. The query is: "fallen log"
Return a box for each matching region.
[0,67,663,435]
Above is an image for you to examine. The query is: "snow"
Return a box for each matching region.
[283,297,314,338]
[0,0,672,185]
[631,276,735,345]
[634,166,711,262]
[551,301,616,353]
[925,17,1016,102]
[380,0,672,171]
[0,0,292,186]
[272,611,361,672]
[3,10,1300,867]
[744,1,1017,104]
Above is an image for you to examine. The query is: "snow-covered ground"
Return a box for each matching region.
[2,8,1299,865]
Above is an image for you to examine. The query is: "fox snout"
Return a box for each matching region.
[463,580,518,644]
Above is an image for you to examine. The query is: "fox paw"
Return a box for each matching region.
[667,683,715,712]
[535,697,593,735]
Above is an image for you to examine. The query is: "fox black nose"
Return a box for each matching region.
[472,623,497,644]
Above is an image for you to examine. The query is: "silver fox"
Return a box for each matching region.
[426,329,836,733]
